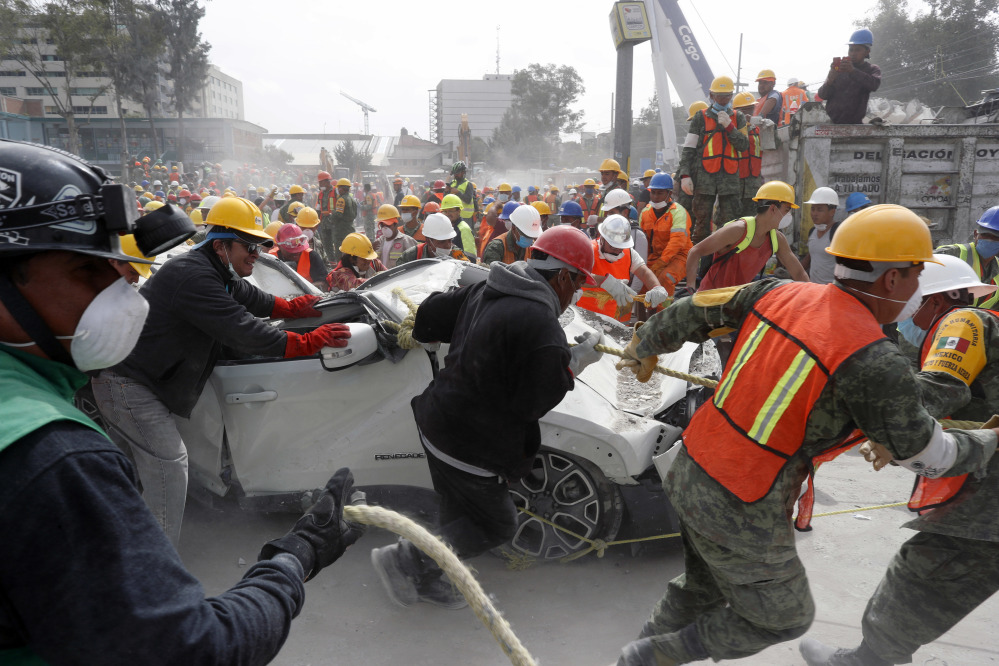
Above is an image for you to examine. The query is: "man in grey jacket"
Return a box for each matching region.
[94,197,351,547]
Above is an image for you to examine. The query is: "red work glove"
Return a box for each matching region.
[272,294,322,319]
[284,323,351,358]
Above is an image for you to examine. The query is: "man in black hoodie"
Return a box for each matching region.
[371,225,604,609]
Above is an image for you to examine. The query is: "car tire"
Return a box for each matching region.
[495,448,623,562]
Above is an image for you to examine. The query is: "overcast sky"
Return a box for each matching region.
[201,0,885,138]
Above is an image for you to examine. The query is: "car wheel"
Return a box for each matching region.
[498,449,623,562]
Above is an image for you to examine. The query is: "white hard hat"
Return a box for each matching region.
[422,213,457,241]
[787,77,799,87]
[597,214,634,249]
[919,253,998,298]
[569,188,577,194]
[804,187,839,207]
[601,188,632,212]
[199,195,221,209]
[509,203,542,238]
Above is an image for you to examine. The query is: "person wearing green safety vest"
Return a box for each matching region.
[447,160,478,225]
[935,205,999,310]
[0,140,366,665]
[439,192,478,260]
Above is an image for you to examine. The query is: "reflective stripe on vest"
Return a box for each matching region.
[738,127,762,178]
[955,244,999,309]
[453,180,475,220]
[318,189,335,216]
[579,195,601,219]
[683,282,886,502]
[497,232,531,264]
[576,240,633,321]
[733,216,779,255]
[700,109,740,175]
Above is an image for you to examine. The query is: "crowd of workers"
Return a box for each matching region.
[4,23,999,666]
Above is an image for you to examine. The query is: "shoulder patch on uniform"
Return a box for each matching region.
[692,284,749,307]
[922,310,988,386]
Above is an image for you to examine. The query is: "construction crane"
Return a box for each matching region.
[340,91,376,135]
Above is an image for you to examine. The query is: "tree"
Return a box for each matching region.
[257,145,292,171]
[490,63,585,168]
[158,0,211,164]
[333,140,372,181]
[862,0,999,105]
[0,0,112,155]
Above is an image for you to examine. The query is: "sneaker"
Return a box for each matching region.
[371,544,419,608]
[416,574,468,610]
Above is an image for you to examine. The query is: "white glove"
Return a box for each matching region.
[749,115,764,127]
[601,274,637,306]
[715,111,731,128]
[680,176,694,196]
[569,331,604,376]
[762,118,776,128]
[644,286,669,308]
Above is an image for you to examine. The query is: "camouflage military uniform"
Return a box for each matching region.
[629,280,997,663]
[328,194,358,264]
[935,243,999,308]
[678,110,749,245]
[852,307,999,663]
[482,234,529,266]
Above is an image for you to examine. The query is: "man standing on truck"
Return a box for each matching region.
[678,76,750,245]
[935,206,999,309]
[753,69,783,125]
[818,29,882,124]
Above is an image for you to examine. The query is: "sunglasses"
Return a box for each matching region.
[237,241,261,254]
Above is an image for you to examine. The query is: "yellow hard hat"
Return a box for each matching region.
[264,221,283,239]
[289,184,305,195]
[599,158,621,172]
[752,181,799,208]
[498,183,512,193]
[340,232,377,260]
[376,203,400,222]
[709,76,735,94]
[530,201,551,216]
[688,101,708,119]
[189,208,203,225]
[119,234,155,279]
[583,178,596,186]
[617,171,629,182]
[287,201,306,218]
[336,178,351,187]
[827,205,942,264]
[256,186,267,195]
[643,169,655,179]
[222,191,236,198]
[205,197,272,240]
[296,207,320,228]
[143,200,165,213]
[755,69,777,82]
[399,194,421,209]
[733,91,756,109]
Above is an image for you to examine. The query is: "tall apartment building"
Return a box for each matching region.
[192,65,244,121]
[431,74,513,146]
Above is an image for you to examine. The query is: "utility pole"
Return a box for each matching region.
[609,1,651,176]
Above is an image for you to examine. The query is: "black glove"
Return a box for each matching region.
[673,285,694,300]
[259,467,367,580]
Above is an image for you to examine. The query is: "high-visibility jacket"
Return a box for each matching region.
[544,193,559,210]
[700,109,740,175]
[907,308,999,512]
[684,282,886,503]
[946,244,999,309]
[576,240,633,321]
[493,231,532,265]
[640,202,691,267]
[451,179,476,221]
[699,216,779,291]
[738,126,762,179]
[579,195,601,220]
[317,188,336,216]
[525,194,539,204]
[781,86,808,125]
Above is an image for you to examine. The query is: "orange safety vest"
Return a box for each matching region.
[684,282,885,503]
[576,240,633,321]
[906,308,999,513]
[494,232,532,265]
[294,250,312,280]
[738,126,762,179]
[700,109,740,175]
[579,195,601,220]
[415,243,469,262]
[781,87,808,125]
[318,189,336,216]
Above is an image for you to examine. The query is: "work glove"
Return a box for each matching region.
[602,274,638,306]
[858,440,893,471]
[615,322,659,383]
[680,176,694,196]
[672,285,694,300]
[761,118,776,128]
[569,331,604,376]
[259,468,367,581]
[270,186,278,197]
[715,111,732,128]
[644,286,669,309]
[284,323,351,358]
[272,294,322,319]
[749,115,764,127]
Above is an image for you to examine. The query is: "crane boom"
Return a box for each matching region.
[340,90,377,135]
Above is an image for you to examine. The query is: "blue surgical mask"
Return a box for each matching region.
[711,102,732,113]
[516,234,533,249]
[897,317,927,348]
[976,239,999,259]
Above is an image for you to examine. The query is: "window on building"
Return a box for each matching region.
[0,70,27,77]
[25,87,47,96]
[43,71,66,78]
[41,54,63,61]
[72,105,106,114]
[0,87,16,96]
[71,87,101,96]
[44,105,58,114]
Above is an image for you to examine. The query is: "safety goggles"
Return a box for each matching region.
[278,235,309,249]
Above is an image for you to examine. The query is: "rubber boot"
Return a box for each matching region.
[415,569,468,610]
[616,638,679,666]
[370,541,419,607]
[799,637,891,666]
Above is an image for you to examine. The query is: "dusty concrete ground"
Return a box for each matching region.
[178,449,999,665]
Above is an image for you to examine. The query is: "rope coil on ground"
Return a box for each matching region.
[343,504,538,666]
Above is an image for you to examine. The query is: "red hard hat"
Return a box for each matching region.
[531,226,596,284]
[423,201,441,214]
[317,171,332,181]
[178,189,191,198]
[433,180,446,189]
